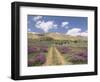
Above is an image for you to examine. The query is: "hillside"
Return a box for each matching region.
[28,32,87,41]
[28,32,40,39]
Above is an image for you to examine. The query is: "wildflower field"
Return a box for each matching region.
[28,33,88,66]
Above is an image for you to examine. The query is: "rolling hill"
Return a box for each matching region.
[28,32,87,41]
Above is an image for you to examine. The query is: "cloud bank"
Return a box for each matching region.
[62,22,69,27]
[66,28,87,36]
[31,16,87,36]
[33,16,42,21]
[35,20,57,33]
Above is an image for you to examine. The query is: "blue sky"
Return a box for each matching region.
[28,15,88,36]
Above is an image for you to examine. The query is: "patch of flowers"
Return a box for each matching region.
[28,53,46,66]
[57,46,70,54]
[69,51,87,64]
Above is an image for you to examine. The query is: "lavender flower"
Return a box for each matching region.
[35,53,46,63]
[76,52,87,58]
[57,46,70,54]
[28,53,46,66]
[28,47,37,53]
[70,51,87,64]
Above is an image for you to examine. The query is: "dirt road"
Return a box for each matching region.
[44,46,70,66]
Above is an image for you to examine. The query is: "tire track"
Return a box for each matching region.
[53,47,66,65]
[44,46,71,66]
[44,47,53,65]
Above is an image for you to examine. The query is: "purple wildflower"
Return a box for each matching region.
[76,52,87,58]
[28,53,46,66]
[70,51,88,63]
[28,47,37,53]
[57,46,70,54]
[35,53,46,63]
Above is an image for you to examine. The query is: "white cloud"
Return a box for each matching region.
[35,20,57,33]
[67,28,81,36]
[36,20,42,25]
[53,24,58,29]
[80,31,88,36]
[33,16,42,21]
[28,28,31,32]
[66,28,87,36]
[62,22,69,27]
